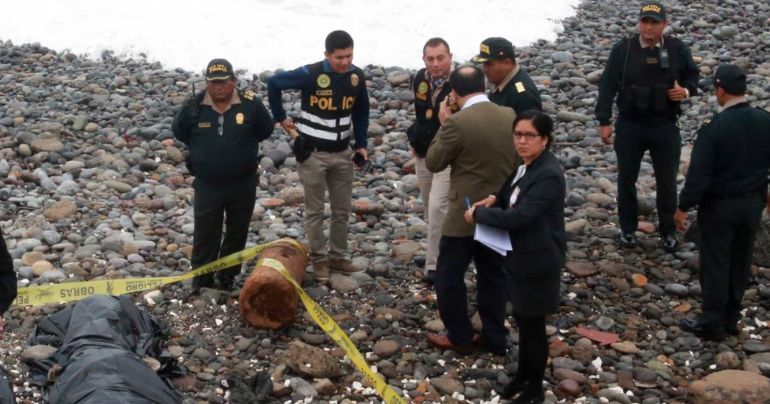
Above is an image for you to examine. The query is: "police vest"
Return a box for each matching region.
[296,61,365,152]
[618,35,681,122]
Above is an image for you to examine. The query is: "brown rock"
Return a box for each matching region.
[637,221,656,234]
[30,137,64,152]
[688,370,770,403]
[553,368,587,384]
[31,260,54,276]
[715,351,742,370]
[312,378,336,396]
[276,187,305,205]
[22,251,46,266]
[565,261,599,277]
[611,341,640,354]
[284,341,341,378]
[165,146,184,164]
[373,339,400,357]
[351,199,385,216]
[556,379,581,397]
[259,198,285,209]
[631,273,648,287]
[549,340,571,358]
[44,200,78,220]
[391,240,422,262]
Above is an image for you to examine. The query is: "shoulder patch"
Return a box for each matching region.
[242,90,256,101]
[515,82,526,93]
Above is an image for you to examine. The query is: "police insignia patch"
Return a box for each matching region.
[515,82,525,93]
[351,73,359,86]
[417,81,429,94]
[236,113,244,125]
[317,74,331,88]
[199,122,211,128]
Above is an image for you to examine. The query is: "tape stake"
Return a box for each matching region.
[259,258,407,404]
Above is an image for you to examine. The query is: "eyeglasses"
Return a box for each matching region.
[218,115,224,136]
[513,131,541,140]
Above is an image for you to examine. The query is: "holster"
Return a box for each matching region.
[292,136,314,163]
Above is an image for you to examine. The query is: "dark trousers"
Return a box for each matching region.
[435,236,508,350]
[191,174,257,289]
[614,118,681,235]
[697,195,764,330]
[512,314,547,390]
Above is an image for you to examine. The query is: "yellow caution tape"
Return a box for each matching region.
[13,237,407,403]
[259,257,407,404]
[12,238,305,307]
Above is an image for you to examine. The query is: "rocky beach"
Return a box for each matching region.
[2,0,770,403]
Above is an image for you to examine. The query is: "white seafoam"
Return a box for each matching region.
[1,0,579,74]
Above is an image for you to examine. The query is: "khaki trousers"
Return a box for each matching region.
[297,149,354,262]
[415,157,450,272]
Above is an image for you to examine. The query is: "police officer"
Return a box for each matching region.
[595,2,699,252]
[267,30,369,283]
[407,37,453,284]
[471,37,541,114]
[675,65,770,341]
[172,58,274,293]
[0,228,17,339]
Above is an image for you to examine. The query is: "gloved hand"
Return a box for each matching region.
[292,136,313,163]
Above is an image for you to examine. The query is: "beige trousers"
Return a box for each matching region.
[415,157,450,272]
[297,149,354,262]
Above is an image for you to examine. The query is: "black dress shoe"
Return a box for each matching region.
[724,322,741,336]
[423,270,436,284]
[680,318,727,342]
[511,386,545,403]
[499,379,528,399]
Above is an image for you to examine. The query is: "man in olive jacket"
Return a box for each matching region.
[424,65,518,355]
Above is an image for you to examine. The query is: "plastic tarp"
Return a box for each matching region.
[25,295,184,404]
[0,365,14,404]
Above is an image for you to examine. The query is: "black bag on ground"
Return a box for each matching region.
[0,365,15,404]
[25,295,185,404]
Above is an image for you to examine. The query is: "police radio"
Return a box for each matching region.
[660,48,670,69]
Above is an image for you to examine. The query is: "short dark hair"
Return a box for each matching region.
[449,65,485,97]
[325,30,354,53]
[514,110,554,148]
[423,37,450,55]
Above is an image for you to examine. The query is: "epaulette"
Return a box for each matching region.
[242,90,256,101]
[515,82,526,93]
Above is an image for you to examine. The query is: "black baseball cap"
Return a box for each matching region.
[639,2,666,22]
[714,64,747,94]
[471,37,515,63]
[206,58,234,81]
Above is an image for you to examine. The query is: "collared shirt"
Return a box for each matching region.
[639,35,664,49]
[495,64,521,93]
[202,90,241,114]
[462,94,490,110]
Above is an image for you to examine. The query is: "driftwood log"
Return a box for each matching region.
[239,239,309,329]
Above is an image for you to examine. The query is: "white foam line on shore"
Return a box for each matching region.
[2,0,579,73]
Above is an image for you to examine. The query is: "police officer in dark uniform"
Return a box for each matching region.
[675,64,770,341]
[595,2,699,252]
[172,58,274,292]
[472,37,541,114]
[0,228,17,339]
[266,30,369,283]
[407,37,453,284]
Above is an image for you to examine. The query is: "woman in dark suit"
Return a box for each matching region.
[464,110,565,403]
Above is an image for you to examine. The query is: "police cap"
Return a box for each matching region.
[471,37,515,63]
[639,2,666,22]
[714,64,747,95]
[206,58,235,81]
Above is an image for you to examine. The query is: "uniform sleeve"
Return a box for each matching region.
[252,97,275,142]
[425,116,461,173]
[171,103,191,145]
[677,43,700,97]
[352,76,370,150]
[678,122,717,210]
[595,40,625,126]
[475,173,563,231]
[513,91,542,114]
[0,229,17,315]
[266,66,310,122]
